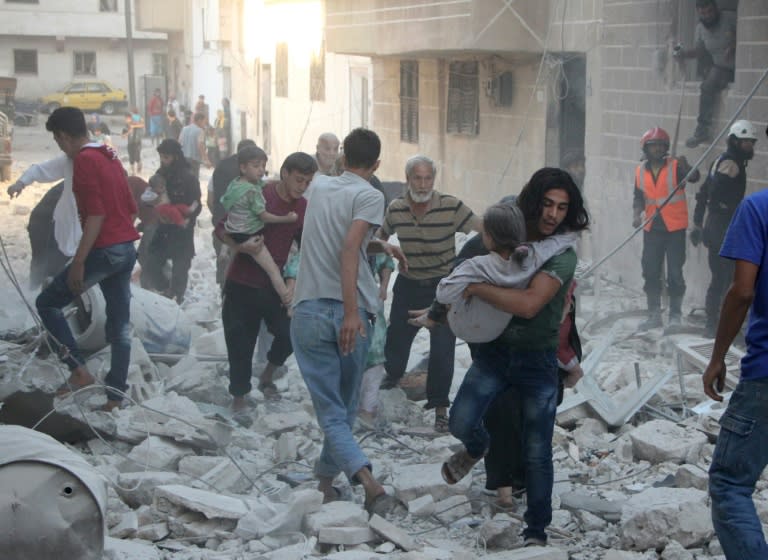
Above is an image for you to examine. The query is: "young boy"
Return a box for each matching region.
[220,146,297,304]
[142,173,198,227]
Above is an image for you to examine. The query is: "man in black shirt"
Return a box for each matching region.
[691,119,757,336]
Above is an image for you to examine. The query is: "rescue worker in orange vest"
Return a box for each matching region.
[632,127,700,330]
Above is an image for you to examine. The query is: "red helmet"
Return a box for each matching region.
[641,127,670,147]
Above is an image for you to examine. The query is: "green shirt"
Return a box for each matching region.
[497,248,577,351]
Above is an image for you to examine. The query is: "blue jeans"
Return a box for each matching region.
[709,377,768,559]
[36,242,136,402]
[290,299,372,482]
[449,344,559,542]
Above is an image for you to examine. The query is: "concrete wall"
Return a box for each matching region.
[590,0,768,306]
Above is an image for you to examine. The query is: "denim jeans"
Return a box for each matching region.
[291,299,373,482]
[709,377,768,559]
[36,241,136,402]
[449,343,559,542]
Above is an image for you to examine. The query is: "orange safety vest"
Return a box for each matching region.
[635,158,687,232]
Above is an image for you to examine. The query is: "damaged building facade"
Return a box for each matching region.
[325,0,767,304]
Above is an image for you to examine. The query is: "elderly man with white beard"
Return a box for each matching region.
[377,155,482,432]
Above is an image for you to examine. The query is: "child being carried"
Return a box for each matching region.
[220,146,297,304]
[141,173,198,227]
[436,202,578,343]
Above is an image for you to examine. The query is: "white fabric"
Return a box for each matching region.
[436,232,578,343]
[18,154,81,256]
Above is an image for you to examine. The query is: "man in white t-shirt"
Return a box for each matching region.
[290,128,406,517]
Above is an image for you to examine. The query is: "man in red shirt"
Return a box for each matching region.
[216,152,316,411]
[37,107,140,412]
[148,88,164,146]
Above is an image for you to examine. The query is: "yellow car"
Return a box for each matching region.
[41,80,127,115]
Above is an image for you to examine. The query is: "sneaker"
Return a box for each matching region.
[638,312,662,330]
[524,536,547,547]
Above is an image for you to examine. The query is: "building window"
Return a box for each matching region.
[74,52,97,75]
[275,42,288,98]
[13,49,37,74]
[152,53,168,76]
[400,60,419,143]
[99,0,118,11]
[446,60,479,135]
[310,42,325,102]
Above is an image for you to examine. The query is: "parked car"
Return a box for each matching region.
[0,110,11,182]
[41,81,127,115]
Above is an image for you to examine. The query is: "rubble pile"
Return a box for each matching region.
[0,179,754,559]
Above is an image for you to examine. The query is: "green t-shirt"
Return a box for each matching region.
[497,248,577,351]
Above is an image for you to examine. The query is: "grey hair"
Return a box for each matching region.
[405,155,437,178]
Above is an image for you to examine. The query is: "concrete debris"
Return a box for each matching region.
[674,464,709,491]
[121,435,194,472]
[483,547,567,559]
[368,513,421,552]
[560,491,625,522]
[304,500,369,535]
[620,487,714,550]
[628,419,708,464]
[393,461,472,503]
[154,484,249,519]
[318,525,376,545]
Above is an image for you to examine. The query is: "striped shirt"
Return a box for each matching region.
[382,191,476,280]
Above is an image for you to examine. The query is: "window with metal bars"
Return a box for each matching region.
[446,60,479,135]
[400,60,418,144]
[74,51,96,75]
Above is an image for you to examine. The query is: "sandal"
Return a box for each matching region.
[441,449,483,485]
[364,493,406,518]
[434,412,450,433]
[257,381,281,401]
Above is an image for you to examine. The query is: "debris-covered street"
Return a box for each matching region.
[0,122,751,559]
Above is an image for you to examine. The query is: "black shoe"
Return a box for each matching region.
[638,312,662,330]
[685,129,712,149]
[379,376,399,390]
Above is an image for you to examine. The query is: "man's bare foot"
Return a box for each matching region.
[407,308,435,329]
[56,369,96,396]
[231,396,249,412]
[100,399,122,412]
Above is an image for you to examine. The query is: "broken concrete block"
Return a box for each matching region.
[434,494,472,525]
[318,526,376,545]
[108,511,138,538]
[122,436,193,472]
[482,547,567,559]
[154,484,248,519]
[629,420,707,465]
[252,409,315,436]
[103,536,161,560]
[407,494,435,517]
[478,518,521,549]
[275,432,298,463]
[604,551,656,560]
[303,500,368,535]
[560,491,625,522]
[661,540,695,560]
[260,536,318,560]
[135,522,169,542]
[620,487,713,550]
[392,462,471,503]
[115,471,184,507]
[369,513,420,552]
[166,511,237,542]
[674,464,708,491]
[235,489,323,539]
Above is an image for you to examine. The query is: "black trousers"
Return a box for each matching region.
[697,66,734,132]
[641,229,686,311]
[705,245,734,330]
[222,281,292,397]
[144,226,194,301]
[384,275,455,409]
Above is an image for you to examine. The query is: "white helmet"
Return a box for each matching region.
[729,120,758,140]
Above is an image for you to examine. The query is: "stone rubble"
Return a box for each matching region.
[0,188,745,558]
